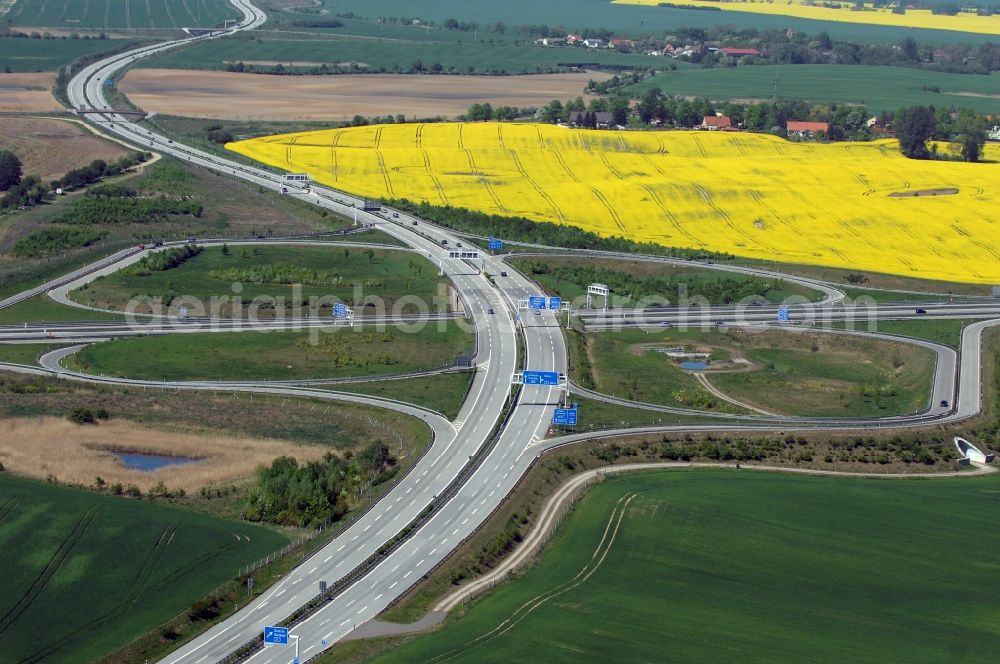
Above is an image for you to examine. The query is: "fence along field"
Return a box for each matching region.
[228,124,1000,285]
[4,0,238,29]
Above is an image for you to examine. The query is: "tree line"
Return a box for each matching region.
[893,105,989,162]
[122,245,202,277]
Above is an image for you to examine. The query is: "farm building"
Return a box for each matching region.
[570,111,615,129]
[787,121,829,137]
[721,47,762,58]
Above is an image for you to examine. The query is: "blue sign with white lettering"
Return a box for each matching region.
[778,307,790,322]
[488,237,503,252]
[264,626,289,645]
[528,296,546,310]
[333,303,349,319]
[553,407,578,426]
[523,370,560,386]
[548,297,561,310]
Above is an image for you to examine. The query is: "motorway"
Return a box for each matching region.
[0,0,990,661]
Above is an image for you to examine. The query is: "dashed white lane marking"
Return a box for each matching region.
[276,589,287,597]
[404,570,413,578]
[292,578,302,585]
[308,566,317,573]
[337,544,346,552]
[324,555,333,562]
[417,559,425,566]
[358,605,368,614]
[389,581,398,589]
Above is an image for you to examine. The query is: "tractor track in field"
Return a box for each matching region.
[0,506,101,639]
[425,493,638,663]
[552,150,626,233]
[640,184,703,247]
[17,525,182,664]
[465,149,508,213]
[508,149,566,223]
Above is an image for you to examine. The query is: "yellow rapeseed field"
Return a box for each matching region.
[616,0,1000,37]
[228,124,1000,284]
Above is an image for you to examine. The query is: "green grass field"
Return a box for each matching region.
[315,0,996,43]
[511,255,822,307]
[4,0,238,29]
[0,294,126,325]
[0,473,287,663]
[0,36,127,71]
[331,370,476,420]
[572,326,933,416]
[366,469,1000,664]
[0,342,63,365]
[833,318,971,348]
[70,320,473,381]
[627,65,1000,114]
[73,244,448,317]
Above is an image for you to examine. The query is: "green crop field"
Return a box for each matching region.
[366,469,1000,664]
[510,255,822,307]
[137,34,658,74]
[627,65,1000,114]
[0,473,287,663]
[312,0,996,44]
[70,320,473,381]
[570,326,933,416]
[4,0,238,30]
[0,36,126,71]
[73,244,448,317]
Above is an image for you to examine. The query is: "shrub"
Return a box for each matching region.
[68,406,97,425]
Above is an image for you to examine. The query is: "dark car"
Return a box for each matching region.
[916,308,927,314]
[940,399,949,408]
[412,220,418,226]
[185,236,197,243]
[440,239,448,245]
[487,308,495,314]
[392,212,400,218]
[500,271,508,277]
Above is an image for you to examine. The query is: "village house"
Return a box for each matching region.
[570,111,615,129]
[700,115,733,131]
[786,121,829,137]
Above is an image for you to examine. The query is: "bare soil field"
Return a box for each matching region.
[0,116,129,182]
[118,69,609,120]
[0,72,60,112]
[0,416,328,492]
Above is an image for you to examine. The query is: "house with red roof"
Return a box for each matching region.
[700,115,732,131]
[786,121,829,137]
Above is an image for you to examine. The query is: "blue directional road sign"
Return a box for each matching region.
[552,407,578,426]
[333,303,349,319]
[777,307,790,322]
[522,370,560,386]
[528,296,546,310]
[548,296,562,310]
[488,237,503,252]
[263,626,289,645]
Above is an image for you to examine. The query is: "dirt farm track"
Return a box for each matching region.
[118,69,609,120]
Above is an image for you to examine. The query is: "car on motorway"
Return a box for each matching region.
[456,242,463,247]
[659,322,671,327]
[153,240,164,247]
[940,399,950,408]
[500,271,508,277]
[440,239,448,245]
[916,308,927,314]
[185,236,197,243]
[534,310,541,316]
[392,212,399,218]
[488,308,495,314]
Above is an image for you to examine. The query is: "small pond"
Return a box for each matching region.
[680,361,708,371]
[113,452,203,472]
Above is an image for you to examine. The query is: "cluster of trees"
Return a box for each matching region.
[242,443,395,527]
[0,150,21,190]
[524,262,783,305]
[463,102,534,122]
[53,151,150,191]
[11,228,108,258]
[893,105,988,161]
[58,190,202,225]
[389,198,728,261]
[123,245,202,277]
[208,262,345,287]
